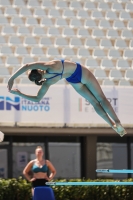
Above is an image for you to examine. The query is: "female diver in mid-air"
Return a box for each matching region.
[7,59,127,137]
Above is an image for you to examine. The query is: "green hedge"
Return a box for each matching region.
[0,177,133,200]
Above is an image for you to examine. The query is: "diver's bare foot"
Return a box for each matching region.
[112,124,127,137]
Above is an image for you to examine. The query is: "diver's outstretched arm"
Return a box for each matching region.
[7,62,49,91]
[10,81,50,102]
[10,62,48,79]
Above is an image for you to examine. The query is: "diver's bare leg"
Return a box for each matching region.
[81,69,126,136]
[70,83,115,128]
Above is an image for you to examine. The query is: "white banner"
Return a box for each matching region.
[0,85,65,126]
[0,85,133,127]
[67,86,119,126]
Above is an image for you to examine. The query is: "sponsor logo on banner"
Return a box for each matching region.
[0,96,50,112]
[21,98,50,111]
[78,97,118,113]
[0,96,20,110]
[107,98,118,113]
[78,98,90,112]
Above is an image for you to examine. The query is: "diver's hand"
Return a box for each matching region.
[9,89,21,95]
[7,78,14,91]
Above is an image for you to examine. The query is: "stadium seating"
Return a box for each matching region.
[19,8,32,17]
[109,69,123,81]
[0,56,4,65]
[94,69,107,80]
[55,1,68,10]
[55,19,68,27]
[17,26,31,36]
[22,57,35,65]
[85,59,99,70]
[98,2,110,11]
[85,39,98,49]
[118,80,131,86]
[99,20,111,29]
[0,0,132,86]
[126,20,133,30]
[84,2,96,11]
[32,27,46,36]
[101,59,115,70]
[41,1,54,9]
[84,19,97,29]
[77,28,90,38]
[27,0,40,8]
[24,37,38,47]
[116,59,130,70]
[62,9,75,19]
[100,39,113,49]
[69,38,83,48]
[103,80,115,86]
[33,8,47,18]
[40,37,53,47]
[113,20,126,30]
[5,8,18,17]
[6,56,20,67]
[114,39,127,49]
[125,69,133,81]
[54,38,68,47]
[13,0,26,8]
[69,2,82,10]
[0,36,6,44]
[0,0,11,7]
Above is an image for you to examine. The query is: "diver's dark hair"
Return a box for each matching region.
[28,69,44,86]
